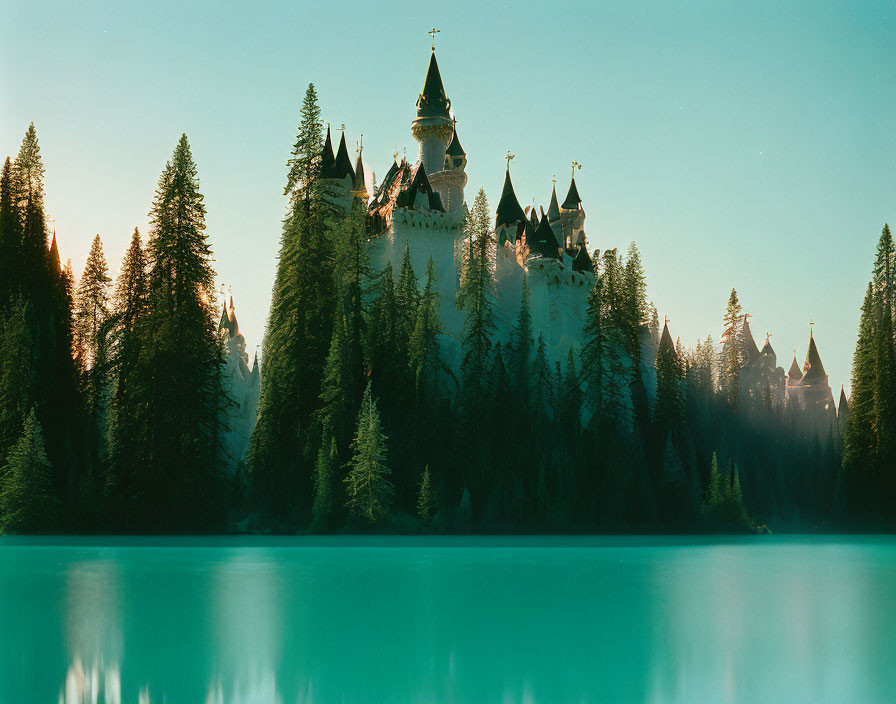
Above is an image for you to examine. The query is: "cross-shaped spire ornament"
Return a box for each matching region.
[505,151,515,170]
[340,123,345,135]
[428,27,440,51]
[571,161,582,179]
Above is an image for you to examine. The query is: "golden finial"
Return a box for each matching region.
[340,123,345,134]
[571,161,582,178]
[552,174,557,185]
[393,148,399,162]
[428,27,440,51]
[505,151,515,170]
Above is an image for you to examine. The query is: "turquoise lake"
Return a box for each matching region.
[0,536,894,703]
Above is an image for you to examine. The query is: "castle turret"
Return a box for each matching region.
[351,148,368,201]
[495,169,526,246]
[436,124,467,212]
[548,184,563,236]
[742,315,761,366]
[320,125,336,178]
[331,131,355,183]
[837,385,849,437]
[802,329,828,385]
[787,352,803,384]
[760,333,777,368]
[572,246,594,273]
[396,162,444,212]
[528,209,561,260]
[560,175,586,248]
[218,293,260,476]
[411,51,454,179]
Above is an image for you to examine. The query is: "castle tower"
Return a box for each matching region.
[787,352,803,385]
[351,147,368,201]
[742,315,761,366]
[218,294,260,476]
[838,386,849,437]
[547,184,563,239]
[320,125,336,177]
[760,333,777,368]
[437,124,467,212]
[321,128,355,210]
[560,175,586,248]
[411,51,455,183]
[786,327,835,420]
[495,168,526,247]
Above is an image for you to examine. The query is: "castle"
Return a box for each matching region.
[318,48,597,372]
[218,294,260,477]
[221,46,846,464]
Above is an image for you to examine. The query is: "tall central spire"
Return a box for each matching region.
[411,48,456,185]
[416,51,451,119]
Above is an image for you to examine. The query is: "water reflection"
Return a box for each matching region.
[16,538,893,703]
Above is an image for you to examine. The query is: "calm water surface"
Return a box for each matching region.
[0,535,893,703]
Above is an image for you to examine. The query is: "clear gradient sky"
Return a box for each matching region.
[2,0,894,394]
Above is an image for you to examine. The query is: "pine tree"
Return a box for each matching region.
[127,134,222,528]
[107,229,149,504]
[368,261,399,395]
[249,86,336,522]
[310,436,338,532]
[316,312,353,453]
[0,409,59,533]
[0,157,20,308]
[408,256,442,404]
[459,188,496,423]
[74,235,112,370]
[395,242,420,356]
[285,83,324,209]
[720,289,743,406]
[508,275,534,403]
[655,323,684,430]
[13,124,50,306]
[417,465,436,526]
[9,123,79,510]
[0,299,36,462]
[622,242,649,361]
[344,382,393,524]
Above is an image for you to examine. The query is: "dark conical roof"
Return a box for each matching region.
[331,132,355,181]
[760,334,776,367]
[49,232,60,269]
[742,316,760,363]
[416,52,451,119]
[529,209,560,259]
[396,162,444,212]
[788,353,803,382]
[548,185,561,222]
[658,321,675,356]
[572,246,594,273]
[802,331,827,383]
[839,385,849,412]
[352,151,367,196]
[495,170,526,229]
[446,126,465,156]
[529,206,539,230]
[561,177,582,210]
[320,125,336,178]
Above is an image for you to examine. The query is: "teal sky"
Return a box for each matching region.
[2,1,894,394]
